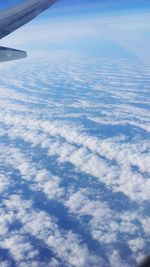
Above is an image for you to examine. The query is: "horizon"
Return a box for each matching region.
[0,0,150,63]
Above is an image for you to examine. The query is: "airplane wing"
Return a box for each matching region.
[0,0,57,39]
[0,0,57,62]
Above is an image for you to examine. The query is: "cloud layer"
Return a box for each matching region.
[0,53,149,266]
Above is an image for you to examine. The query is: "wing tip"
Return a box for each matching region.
[0,46,27,63]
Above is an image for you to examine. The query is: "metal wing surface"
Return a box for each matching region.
[0,0,56,62]
[0,0,56,39]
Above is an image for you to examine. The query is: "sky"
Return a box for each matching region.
[0,0,150,63]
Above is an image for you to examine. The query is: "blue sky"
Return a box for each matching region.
[1,0,150,12]
[1,0,150,21]
[0,0,150,62]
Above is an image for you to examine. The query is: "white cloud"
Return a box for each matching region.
[0,55,149,266]
[2,195,103,267]
[141,218,150,235]
[1,112,149,202]
[2,233,39,262]
[0,174,9,193]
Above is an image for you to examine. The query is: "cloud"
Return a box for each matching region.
[0,174,9,193]
[2,233,39,262]
[1,111,149,202]
[0,54,149,266]
[2,195,103,267]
